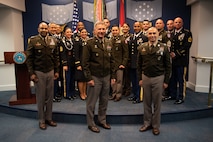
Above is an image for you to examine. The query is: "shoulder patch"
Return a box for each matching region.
[141,42,148,46]
[28,35,38,43]
[184,29,190,32]
[188,36,192,42]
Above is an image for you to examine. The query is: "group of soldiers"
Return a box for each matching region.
[45,22,89,102]
[98,17,192,105]
[26,16,192,132]
[46,17,192,105]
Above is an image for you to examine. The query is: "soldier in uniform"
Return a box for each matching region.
[103,18,112,39]
[142,20,151,37]
[60,27,76,101]
[169,17,193,104]
[162,20,175,101]
[26,22,59,130]
[155,19,172,101]
[109,25,129,102]
[48,23,63,102]
[82,21,115,133]
[73,21,86,38]
[155,19,169,44]
[166,20,174,39]
[121,23,132,97]
[128,21,148,104]
[55,24,63,39]
[137,27,172,135]
[74,28,89,100]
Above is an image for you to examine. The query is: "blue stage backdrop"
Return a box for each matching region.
[23,0,191,49]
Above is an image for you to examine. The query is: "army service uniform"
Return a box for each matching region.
[110,35,129,100]
[60,37,76,100]
[128,32,148,102]
[82,36,115,127]
[169,28,193,101]
[26,34,59,123]
[137,42,171,129]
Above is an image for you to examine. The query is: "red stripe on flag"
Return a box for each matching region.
[119,0,125,27]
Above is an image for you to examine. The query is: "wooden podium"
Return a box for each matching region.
[4,52,36,105]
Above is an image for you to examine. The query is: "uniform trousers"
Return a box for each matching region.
[35,70,54,123]
[142,74,164,129]
[86,75,110,127]
[169,65,187,100]
[122,66,131,95]
[65,66,75,98]
[130,68,140,100]
[54,78,62,97]
[111,69,124,98]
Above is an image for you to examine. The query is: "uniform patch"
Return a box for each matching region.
[188,37,192,42]
[115,40,121,43]
[60,46,63,52]
[106,45,112,51]
[75,37,79,41]
[178,33,185,41]
[158,35,162,41]
[142,47,146,52]
[167,40,171,48]
[35,42,41,46]
[50,39,55,45]
[137,38,143,45]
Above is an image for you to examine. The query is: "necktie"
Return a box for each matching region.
[149,44,154,52]
[101,40,105,50]
[44,37,47,44]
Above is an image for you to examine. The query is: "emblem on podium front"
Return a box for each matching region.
[13,52,26,64]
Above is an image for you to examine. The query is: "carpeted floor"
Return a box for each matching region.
[0,88,213,142]
[0,112,213,142]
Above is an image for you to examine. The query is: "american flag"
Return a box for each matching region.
[72,0,79,31]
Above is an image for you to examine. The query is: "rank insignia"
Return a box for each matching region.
[188,37,192,42]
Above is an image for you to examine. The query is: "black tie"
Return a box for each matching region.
[101,41,105,50]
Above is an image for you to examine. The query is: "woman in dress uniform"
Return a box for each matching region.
[74,28,89,100]
[60,27,76,100]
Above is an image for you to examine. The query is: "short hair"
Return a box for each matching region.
[111,24,119,28]
[94,21,106,29]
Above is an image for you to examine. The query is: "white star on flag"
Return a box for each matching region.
[72,0,79,31]
[42,3,73,25]
[126,0,162,21]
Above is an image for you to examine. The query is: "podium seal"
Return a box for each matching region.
[13,52,26,64]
